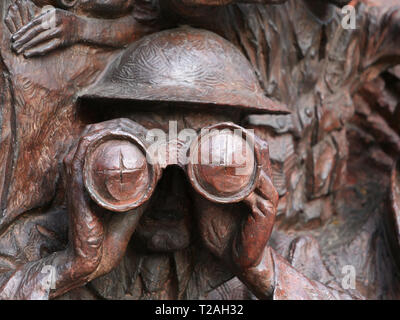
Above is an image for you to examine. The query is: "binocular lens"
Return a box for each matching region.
[188,128,257,203]
[84,138,152,212]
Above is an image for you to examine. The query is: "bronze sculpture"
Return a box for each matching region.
[0,0,399,300]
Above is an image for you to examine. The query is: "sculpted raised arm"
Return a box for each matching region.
[5,0,160,58]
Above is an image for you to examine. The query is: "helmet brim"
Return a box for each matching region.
[79,83,290,115]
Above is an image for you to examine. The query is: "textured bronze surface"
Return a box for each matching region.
[0,0,399,300]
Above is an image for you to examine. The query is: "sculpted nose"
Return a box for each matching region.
[145,166,192,222]
[148,166,191,209]
[158,166,188,202]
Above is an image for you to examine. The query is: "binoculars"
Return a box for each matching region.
[83,122,262,212]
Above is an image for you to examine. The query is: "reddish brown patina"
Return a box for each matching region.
[0,0,399,300]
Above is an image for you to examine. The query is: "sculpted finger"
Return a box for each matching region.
[26,0,37,21]
[89,204,149,279]
[23,38,62,58]
[88,118,145,136]
[12,12,46,42]
[66,135,104,270]
[256,170,279,207]
[63,141,80,179]
[10,4,23,31]
[256,193,275,219]
[6,6,19,34]
[16,0,29,26]
[255,194,276,237]
[13,22,51,53]
[67,131,114,194]
[233,191,277,269]
[69,120,141,173]
[69,124,134,173]
[5,16,16,34]
[15,28,61,54]
[107,206,147,243]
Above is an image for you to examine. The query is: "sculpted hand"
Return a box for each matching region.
[10,6,83,57]
[5,0,40,35]
[0,119,152,299]
[63,119,149,281]
[232,169,278,269]
[193,135,278,270]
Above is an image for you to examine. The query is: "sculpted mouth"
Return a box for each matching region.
[147,227,191,252]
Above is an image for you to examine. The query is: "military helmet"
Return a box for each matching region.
[80,27,289,114]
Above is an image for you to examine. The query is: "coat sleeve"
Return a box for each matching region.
[270,249,362,300]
